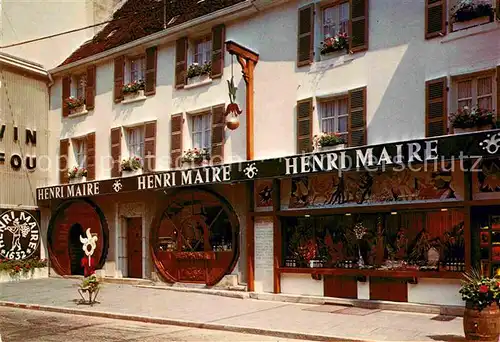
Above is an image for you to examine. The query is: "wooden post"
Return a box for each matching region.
[225,41,259,161]
[464,161,472,272]
[272,178,281,293]
[247,181,255,292]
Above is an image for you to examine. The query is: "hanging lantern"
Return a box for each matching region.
[225,56,242,131]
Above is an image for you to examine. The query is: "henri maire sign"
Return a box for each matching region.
[36,130,500,201]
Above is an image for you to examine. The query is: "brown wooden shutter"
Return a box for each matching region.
[114,56,124,102]
[171,114,183,168]
[497,0,500,21]
[85,65,96,110]
[211,24,225,79]
[59,139,69,184]
[349,0,369,53]
[62,76,71,117]
[348,87,367,147]
[144,121,157,172]
[425,77,448,137]
[296,98,313,153]
[175,37,188,89]
[297,5,314,67]
[211,104,226,164]
[110,128,121,177]
[86,133,96,180]
[145,46,157,96]
[425,0,446,39]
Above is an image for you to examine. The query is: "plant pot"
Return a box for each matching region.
[187,74,210,85]
[320,144,345,152]
[478,124,493,131]
[454,127,477,134]
[69,176,86,184]
[183,160,209,168]
[123,89,145,101]
[452,16,491,31]
[69,104,85,115]
[463,301,500,342]
[122,169,142,177]
[320,49,347,61]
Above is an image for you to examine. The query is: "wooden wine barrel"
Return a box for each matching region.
[463,302,500,342]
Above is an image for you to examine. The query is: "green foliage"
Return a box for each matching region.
[187,61,212,78]
[181,148,210,163]
[81,274,100,291]
[460,268,500,311]
[121,156,142,171]
[450,106,495,129]
[0,258,47,276]
[313,132,346,148]
[122,80,145,94]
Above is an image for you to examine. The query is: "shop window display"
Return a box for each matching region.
[282,209,465,272]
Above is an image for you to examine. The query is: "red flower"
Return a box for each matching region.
[479,285,489,293]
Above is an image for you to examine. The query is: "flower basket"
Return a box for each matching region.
[65,97,85,114]
[187,62,212,84]
[68,166,87,182]
[313,132,346,151]
[121,157,142,176]
[451,0,494,22]
[181,148,210,167]
[460,269,500,341]
[122,80,145,99]
[450,106,495,133]
[320,33,349,55]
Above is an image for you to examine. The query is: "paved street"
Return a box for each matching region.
[0,307,307,342]
[0,278,466,341]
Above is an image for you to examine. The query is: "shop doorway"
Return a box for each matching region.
[68,223,84,275]
[126,217,143,278]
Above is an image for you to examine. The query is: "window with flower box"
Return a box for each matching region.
[318,97,349,142]
[191,112,212,150]
[62,66,95,117]
[320,2,350,56]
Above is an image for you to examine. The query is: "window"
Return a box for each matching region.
[319,97,349,142]
[191,113,211,149]
[127,126,145,158]
[456,74,495,111]
[192,37,212,65]
[129,56,145,82]
[322,2,349,39]
[75,74,87,99]
[73,139,87,168]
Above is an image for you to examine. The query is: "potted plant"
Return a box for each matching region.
[68,166,88,183]
[319,32,349,60]
[451,0,494,31]
[0,258,48,283]
[313,132,346,151]
[65,96,85,114]
[186,61,211,85]
[122,80,145,100]
[460,268,500,341]
[181,148,210,167]
[450,106,495,133]
[121,156,142,177]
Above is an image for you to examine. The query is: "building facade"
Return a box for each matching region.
[0,52,50,261]
[37,0,500,306]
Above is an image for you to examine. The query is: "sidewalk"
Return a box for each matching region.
[0,278,465,341]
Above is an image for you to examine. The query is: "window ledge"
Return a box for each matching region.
[184,77,212,90]
[68,110,88,118]
[441,20,500,43]
[311,52,357,73]
[122,93,147,104]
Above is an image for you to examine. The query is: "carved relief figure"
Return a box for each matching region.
[479,161,500,192]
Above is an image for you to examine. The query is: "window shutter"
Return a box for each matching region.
[425,0,446,39]
[110,127,121,177]
[348,87,367,147]
[297,5,314,67]
[211,24,225,79]
[114,56,124,102]
[85,65,96,110]
[62,76,71,117]
[425,77,448,137]
[59,139,69,184]
[497,0,500,20]
[175,37,188,89]
[170,113,183,169]
[145,46,157,96]
[86,133,96,180]
[349,0,369,53]
[497,65,500,119]
[144,120,157,172]
[211,104,226,164]
[297,98,313,153]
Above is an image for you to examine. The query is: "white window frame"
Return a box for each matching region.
[73,138,87,168]
[190,36,212,65]
[126,126,145,159]
[127,55,146,83]
[191,112,212,150]
[317,96,349,143]
[452,71,497,113]
[321,1,350,40]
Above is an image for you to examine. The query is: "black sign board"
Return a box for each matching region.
[0,209,41,260]
[36,130,500,201]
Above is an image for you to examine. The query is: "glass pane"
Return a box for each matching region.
[457,80,472,100]
[322,6,337,38]
[478,96,493,110]
[458,99,472,109]
[321,118,335,133]
[339,116,348,133]
[339,2,349,33]
[478,77,493,96]
[338,98,348,115]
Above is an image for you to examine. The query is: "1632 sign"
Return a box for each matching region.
[0,210,41,260]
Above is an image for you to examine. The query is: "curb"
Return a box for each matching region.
[0,300,378,342]
[136,284,251,299]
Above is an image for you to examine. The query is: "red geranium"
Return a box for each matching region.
[479,285,489,293]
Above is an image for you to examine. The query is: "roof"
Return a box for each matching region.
[0,52,49,79]
[60,0,247,67]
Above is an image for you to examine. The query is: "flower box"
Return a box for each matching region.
[123,89,145,101]
[69,104,86,115]
[187,74,210,86]
[320,50,347,61]
[0,266,48,283]
[320,143,345,151]
[182,160,209,169]
[69,176,86,184]
[122,169,142,177]
[452,15,491,31]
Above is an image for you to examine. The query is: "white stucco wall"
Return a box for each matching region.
[408,278,463,306]
[281,274,324,296]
